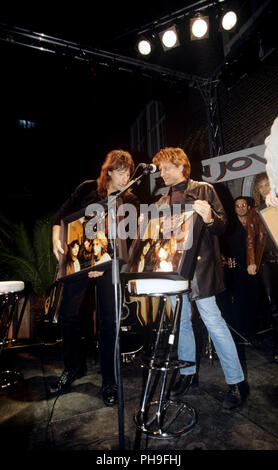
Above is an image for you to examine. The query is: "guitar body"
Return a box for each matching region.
[44,271,146,358]
[44,266,64,324]
[120,287,146,359]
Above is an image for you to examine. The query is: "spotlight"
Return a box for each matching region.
[137,39,152,56]
[221,11,237,31]
[190,16,209,40]
[159,26,180,51]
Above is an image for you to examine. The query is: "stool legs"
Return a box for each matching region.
[134,293,197,438]
[0,293,24,390]
[0,295,18,352]
[139,296,167,420]
[155,295,182,430]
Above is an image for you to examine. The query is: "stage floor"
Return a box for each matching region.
[0,330,278,456]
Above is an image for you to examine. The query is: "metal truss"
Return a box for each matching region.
[0,22,223,158]
[114,0,218,39]
[0,0,272,160]
[0,23,207,86]
[196,78,224,158]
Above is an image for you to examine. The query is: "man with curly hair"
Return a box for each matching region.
[152,147,248,411]
[51,149,138,406]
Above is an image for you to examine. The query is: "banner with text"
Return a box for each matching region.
[201,145,266,183]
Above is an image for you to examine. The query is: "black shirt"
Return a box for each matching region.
[53,180,139,225]
[53,180,99,226]
[169,179,188,205]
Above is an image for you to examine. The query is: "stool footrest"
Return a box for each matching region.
[134,399,197,438]
[0,369,24,390]
[133,354,195,371]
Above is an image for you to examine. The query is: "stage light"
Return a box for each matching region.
[190,16,209,40]
[221,11,237,31]
[162,29,177,48]
[137,39,152,56]
[159,26,180,51]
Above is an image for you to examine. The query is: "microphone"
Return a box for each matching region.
[138,163,157,174]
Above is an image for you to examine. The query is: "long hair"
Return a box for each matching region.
[152,147,191,179]
[93,232,108,260]
[67,239,79,260]
[252,172,268,208]
[97,149,135,198]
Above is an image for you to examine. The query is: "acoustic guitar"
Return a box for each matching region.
[120,285,146,358]
[44,265,64,324]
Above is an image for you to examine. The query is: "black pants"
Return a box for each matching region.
[58,271,116,385]
[59,277,89,371]
[230,267,258,339]
[95,271,117,385]
[218,266,258,340]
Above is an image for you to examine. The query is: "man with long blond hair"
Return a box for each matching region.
[152,147,248,411]
[51,149,138,406]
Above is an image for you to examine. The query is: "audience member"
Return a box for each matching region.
[246,172,278,363]
[221,197,258,341]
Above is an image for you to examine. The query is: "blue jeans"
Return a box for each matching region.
[171,294,244,385]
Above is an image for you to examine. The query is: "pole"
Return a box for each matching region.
[106,164,155,450]
[110,198,125,450]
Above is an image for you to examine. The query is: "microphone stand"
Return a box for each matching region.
[107,167,148,208]
[107,166,151,450]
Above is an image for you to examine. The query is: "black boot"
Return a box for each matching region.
[101,383,118,407]
[170,374,198,399]
[49,367,86,394]
[222,380,249,411]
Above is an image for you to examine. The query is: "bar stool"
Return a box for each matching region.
[0,281,25,389]
[127,277,197,439]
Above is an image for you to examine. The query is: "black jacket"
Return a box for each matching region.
[53,179,139,225]
[156,179,227,300]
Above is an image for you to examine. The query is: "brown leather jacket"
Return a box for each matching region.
[246,207,267,270]
[156,179,227,300]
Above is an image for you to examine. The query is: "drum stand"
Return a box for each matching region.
[128,279,197,439]
[0,282,25,390]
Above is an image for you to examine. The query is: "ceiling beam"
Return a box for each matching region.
[0,22,209,87]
